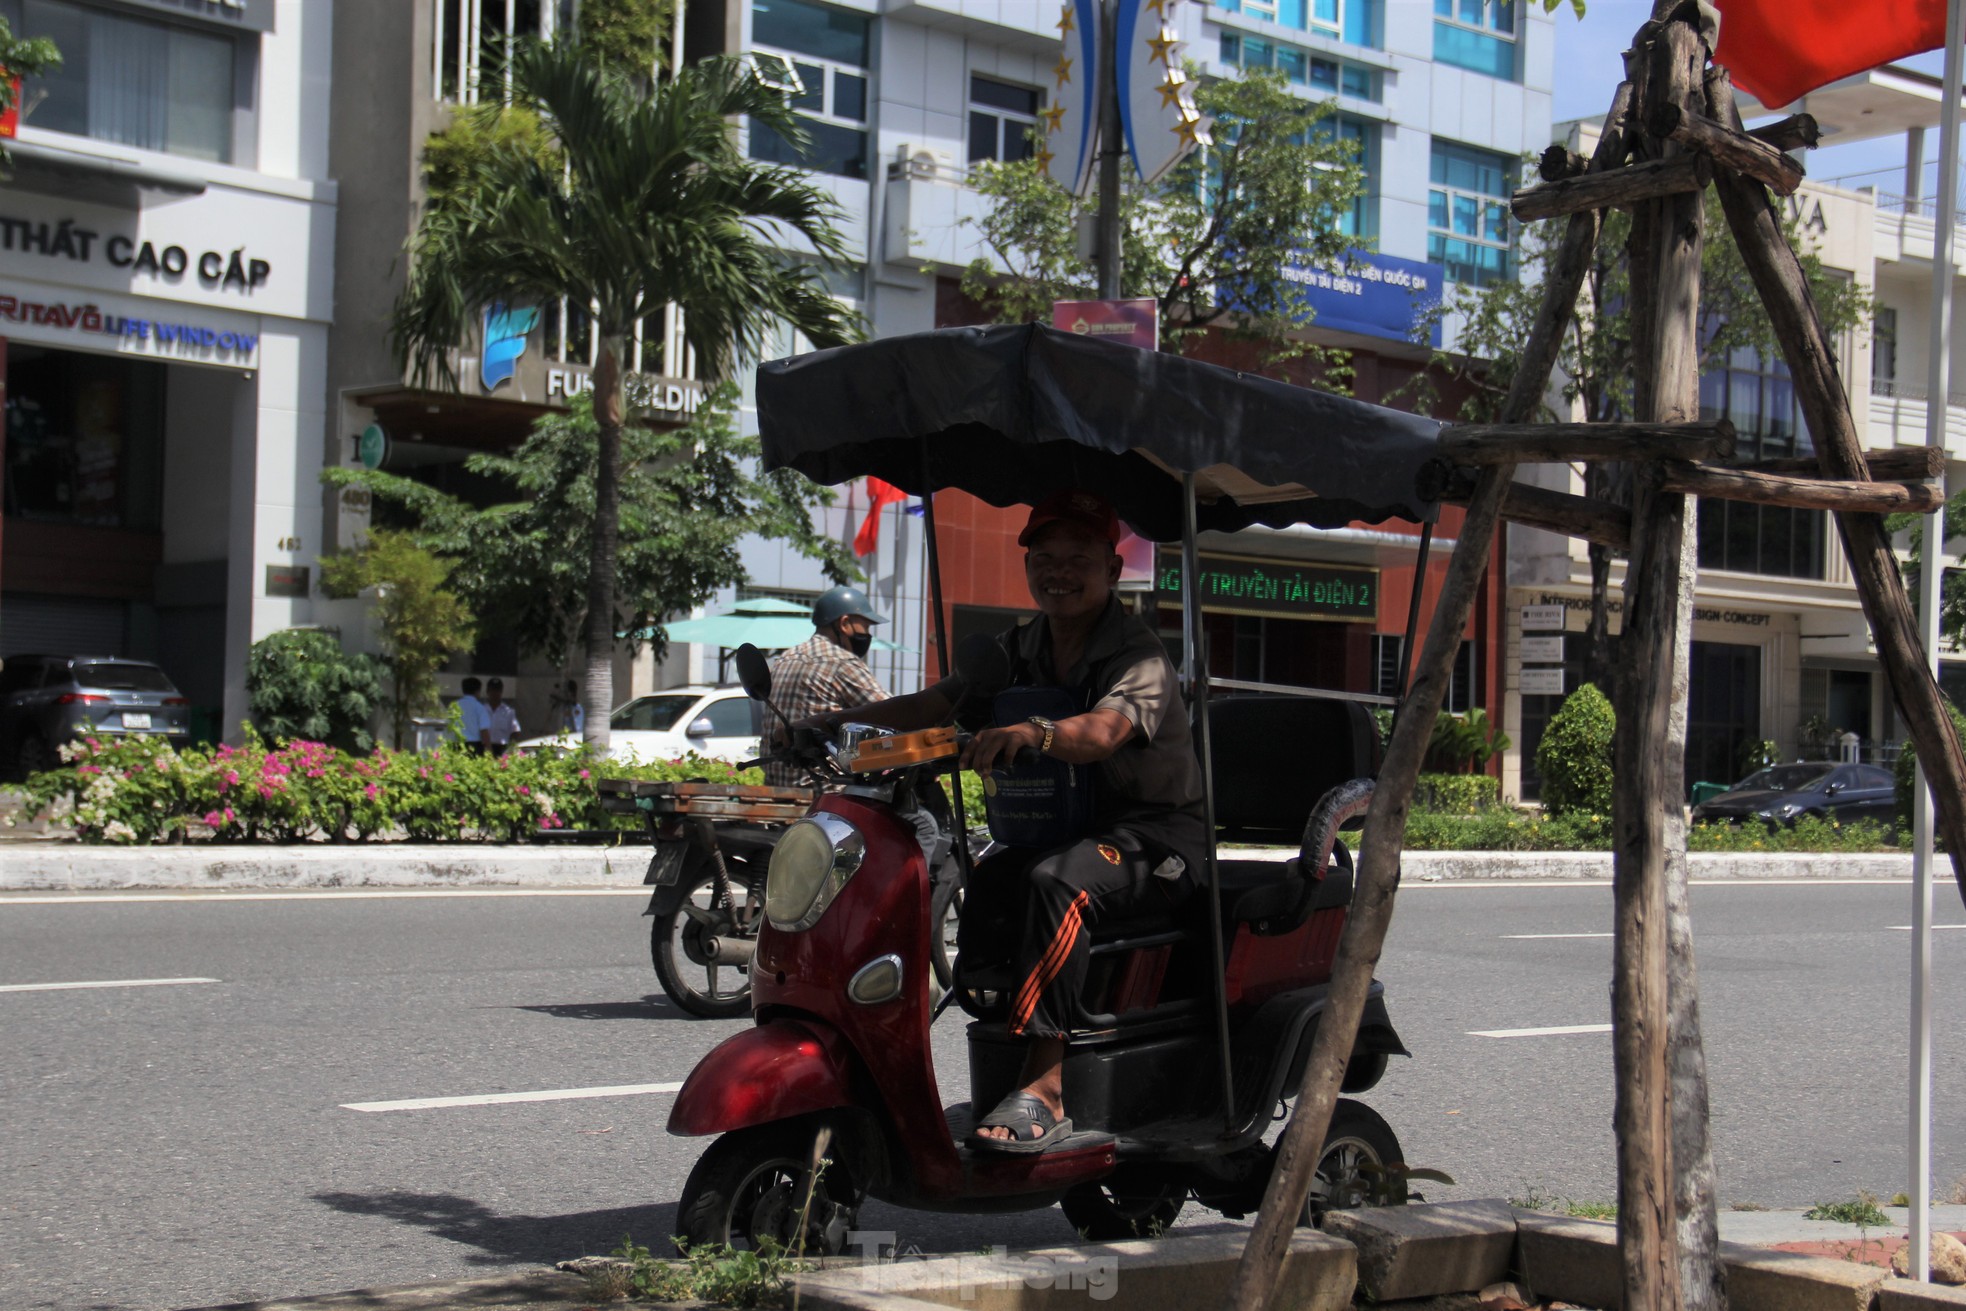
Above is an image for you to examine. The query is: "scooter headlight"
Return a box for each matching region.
[766,813,864,931]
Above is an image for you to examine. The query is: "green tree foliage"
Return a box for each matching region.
[390,39,859,750]
[1886,490,1966,648]
[320,530,478,749]
[959,67,1366,376]
[1535,683,1616,817]
[1894,695,1966,831]
[577,0,671,78]
[324,387,853,672]
[246,630,385,754]
[0,19,61,165]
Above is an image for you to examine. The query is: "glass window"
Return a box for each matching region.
[1433,0,1518,80]
[4,344,166,533]
[1316,115,1379,240]
[1697,348,1825,579]
[611,695,699,733]
[74,661,173,692]
[968,74,1042,165]
[1428,140,1515,287]
[1872,305,1898,392]
[703,696,757,736]
[6,0,238,163]
[749,0,871,180]
[434,0,566,104]
[1215,29,1381,102]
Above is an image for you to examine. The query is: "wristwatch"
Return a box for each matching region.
[1026,716,1055,755]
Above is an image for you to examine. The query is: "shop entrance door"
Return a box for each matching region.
[1686,641,1761,792]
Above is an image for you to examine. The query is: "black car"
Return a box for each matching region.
[0,655,192,778]
[1690,761,1897,828]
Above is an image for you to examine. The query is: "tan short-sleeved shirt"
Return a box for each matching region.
[943,598,1206,861]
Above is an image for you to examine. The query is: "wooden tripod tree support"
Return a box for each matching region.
[1233,9,1966,1308]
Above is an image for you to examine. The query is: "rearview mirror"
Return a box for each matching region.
[686,716,714,738]
[735,643,773,702]
[955,632,1011,697]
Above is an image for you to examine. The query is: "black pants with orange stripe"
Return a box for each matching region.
[958,831,1173,1040]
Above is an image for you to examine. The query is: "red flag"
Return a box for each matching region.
[853,478,907,556]
[1714,0,1946,109]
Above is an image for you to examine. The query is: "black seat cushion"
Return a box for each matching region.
[1205,695,1379,846]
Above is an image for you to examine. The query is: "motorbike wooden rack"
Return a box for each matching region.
[1230,5,1966,1309]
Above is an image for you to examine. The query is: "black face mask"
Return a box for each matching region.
[846,631,873,659]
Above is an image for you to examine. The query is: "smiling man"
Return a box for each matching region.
[816,489,1204,1153]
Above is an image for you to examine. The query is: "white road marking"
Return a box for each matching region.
[1889,924,1966,931]
[0,976,219,993]
[0,889,647,905]
[1502,932,1612,939]
[1412,878,1910,890]
[343,1081,683,1112]
[1469,1023,1613,1039]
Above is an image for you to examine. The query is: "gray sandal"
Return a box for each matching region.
[970,1090,1073,1154]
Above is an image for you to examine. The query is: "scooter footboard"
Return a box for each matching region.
[668,1020,860,1137]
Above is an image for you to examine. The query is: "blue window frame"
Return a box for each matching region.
[749,0,871,180]
[1428,140,1514,287]
[1217,30,1381,101]
[1432,0,1517,80]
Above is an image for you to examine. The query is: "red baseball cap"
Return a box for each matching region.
[1018,488,1122,548]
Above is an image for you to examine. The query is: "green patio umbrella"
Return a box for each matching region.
[643,597,915,652]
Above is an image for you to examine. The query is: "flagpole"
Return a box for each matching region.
[1911,0,1963,1282]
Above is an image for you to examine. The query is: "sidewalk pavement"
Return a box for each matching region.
[0,844,1918,892]
[170,1208,1966,1310]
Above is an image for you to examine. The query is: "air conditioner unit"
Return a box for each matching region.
[895,143,955,181]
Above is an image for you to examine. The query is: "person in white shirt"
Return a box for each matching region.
[456,677,491,755]
[485,678,521,757]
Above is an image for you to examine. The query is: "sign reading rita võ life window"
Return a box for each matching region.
[1155,551,1379,622]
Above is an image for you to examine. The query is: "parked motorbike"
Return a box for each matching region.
[604,778,970,1017]
[668,642,1408,1248]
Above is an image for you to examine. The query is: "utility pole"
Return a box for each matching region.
[1095,0,1123,298]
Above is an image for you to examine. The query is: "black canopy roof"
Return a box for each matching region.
[755,323,1443,542]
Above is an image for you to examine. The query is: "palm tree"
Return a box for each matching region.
[391,40,859,752]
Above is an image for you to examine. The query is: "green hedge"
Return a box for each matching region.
[1536,683,1616,817]
[1402,807,1896,853]
[16,728,760,845]
[1413,773,1501,814]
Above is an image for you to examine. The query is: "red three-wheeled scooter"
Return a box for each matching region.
[667,324,1447,1248]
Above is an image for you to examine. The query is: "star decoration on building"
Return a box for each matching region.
[1054,54,1074,88]
[1147,27,1181,66]
[1042,103,1067,132]
[1057,3,1075,34]
[1173,113,1210,149]
[1157,67,1188,108]
[1036,144,1056,168]
[1145,0,1171,11]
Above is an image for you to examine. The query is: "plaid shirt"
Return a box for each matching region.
[763,634,888,787]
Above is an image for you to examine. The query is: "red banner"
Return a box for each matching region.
[1714,0,1946,108]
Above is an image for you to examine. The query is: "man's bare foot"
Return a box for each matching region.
[976,1038,1066,1143]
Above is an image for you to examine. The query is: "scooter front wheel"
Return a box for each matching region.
[676,1122,862,1255]
[652,868,760,1020]
[1060,1170,1186,1240]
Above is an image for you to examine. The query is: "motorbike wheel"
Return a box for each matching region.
[652,867,761,1020]
[929,873,963,991]
[1298,1099,1404,1222]
[676,1122,862,1255]
[1060,1173,1187,1241]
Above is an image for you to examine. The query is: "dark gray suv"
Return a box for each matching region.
[0,655,192,778]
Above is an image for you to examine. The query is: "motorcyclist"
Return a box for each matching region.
[761,585,889,790]
[808,489,1205,1153]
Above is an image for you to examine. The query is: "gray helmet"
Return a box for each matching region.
[812,585,885,629]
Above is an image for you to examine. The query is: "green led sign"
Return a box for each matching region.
[1156,551,1379,622]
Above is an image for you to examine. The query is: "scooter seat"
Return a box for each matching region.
[1216,857,1354,929]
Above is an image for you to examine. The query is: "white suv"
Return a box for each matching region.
[516,686,760,764]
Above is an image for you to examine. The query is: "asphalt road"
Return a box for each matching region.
[2,878,1960,1311]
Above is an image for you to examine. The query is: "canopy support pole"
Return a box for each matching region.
[1185,472,1235,1133]
[919,438,950,680]
[1398,521,1435,705]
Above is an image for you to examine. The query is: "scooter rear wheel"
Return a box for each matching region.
[1060,1171,1186,1241]
[1300,1099,1403,1221]
[676,1122,862,1255]
[652,867,760,1020]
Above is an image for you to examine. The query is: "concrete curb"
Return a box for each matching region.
[0,843,1916,891]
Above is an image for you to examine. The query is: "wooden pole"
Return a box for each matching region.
[1439,419,1735,464]
[1650,102,1805,194]
[1512,152,1710,223]
[1612,16,1705,1310]
[1658,462,1944,513]
[1710,69,1966,899]
[1225,75,1636,1311]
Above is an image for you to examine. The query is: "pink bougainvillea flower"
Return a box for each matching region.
[364,783,379,799]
